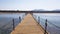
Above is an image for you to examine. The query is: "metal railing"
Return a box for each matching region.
[37,16,60,34]
[0,16,21,34]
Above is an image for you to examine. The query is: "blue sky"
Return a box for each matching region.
[0,0,60,10]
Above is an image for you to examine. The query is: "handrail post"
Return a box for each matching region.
[12,18,15,30]
[44,19,47,34]
[19,16,21,22]
[38,16,40,24]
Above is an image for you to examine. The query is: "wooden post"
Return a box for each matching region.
[38,16,40,24]
[19,16,21,22]
[12,19,15,30]
[44,19,47,34]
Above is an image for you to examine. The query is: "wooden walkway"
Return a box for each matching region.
[11,13,48,34]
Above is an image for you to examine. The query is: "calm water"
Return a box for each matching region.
[0,13,60,34]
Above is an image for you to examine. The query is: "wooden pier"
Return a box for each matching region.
[11,13,48,34]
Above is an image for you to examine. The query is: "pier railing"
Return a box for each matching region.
[37,16,60,34]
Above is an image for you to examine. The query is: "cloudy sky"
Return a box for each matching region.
[0,0,60,10]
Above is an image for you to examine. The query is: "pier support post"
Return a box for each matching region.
[38,16,40,24]
[19,16,21,22]
[12,18,15,30]
[44,19,47,34]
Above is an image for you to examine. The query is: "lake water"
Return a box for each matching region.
[0,13,60,34]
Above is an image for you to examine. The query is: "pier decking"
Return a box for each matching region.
[11,13,48,34]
